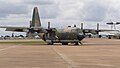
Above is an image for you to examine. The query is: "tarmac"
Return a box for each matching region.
[0,38,120,68]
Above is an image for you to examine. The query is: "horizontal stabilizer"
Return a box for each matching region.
[0,26,28,32]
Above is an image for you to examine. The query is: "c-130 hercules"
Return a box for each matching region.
[0,7,117,45]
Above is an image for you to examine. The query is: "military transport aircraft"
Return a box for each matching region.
[106,22,120,39]
[0,7,117,45]
[107,22,120,30]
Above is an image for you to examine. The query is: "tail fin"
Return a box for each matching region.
[31,7,41,27]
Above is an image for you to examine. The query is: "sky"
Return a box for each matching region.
[0,0,120,36]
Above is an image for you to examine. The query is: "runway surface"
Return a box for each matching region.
[0,38,120,68]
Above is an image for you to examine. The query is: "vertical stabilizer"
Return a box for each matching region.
[31,7,41,27]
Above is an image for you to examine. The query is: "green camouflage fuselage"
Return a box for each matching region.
[43,27,85,42]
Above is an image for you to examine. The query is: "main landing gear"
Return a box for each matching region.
[46,40,83,45]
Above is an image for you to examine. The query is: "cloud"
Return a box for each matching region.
[81,0,120,22]
[0,0,120,35]
[39,5,60,19]
[54,0,120,22]
[0,0,120,28]
[0,1,28,18]
[24,0,54,5]
[82,0,108,22]
[103,0,120,22]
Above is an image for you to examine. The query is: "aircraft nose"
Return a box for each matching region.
[78,33,83,35]
[77,34,85,40]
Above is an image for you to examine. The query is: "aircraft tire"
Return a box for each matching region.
[79,42,83,45]
[75,42,79,45]
[47,41,54,45]
[62,43,68,45]
[48,43,53,45]
[108,36,111,39]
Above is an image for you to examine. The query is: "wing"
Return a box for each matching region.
[0,26,47,33]
[83,29,118,34]
[0,26,28,32]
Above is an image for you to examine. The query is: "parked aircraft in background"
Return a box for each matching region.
[0,7,117,45]
[107,22,120,30]
[106,22,120,39]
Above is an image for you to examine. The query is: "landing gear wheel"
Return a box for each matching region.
[48,42,54,45]
[47,41,54,45]
[75,42,79,45]
[62,43,68,45]
[79,42,83,45]
[108,36,111,39]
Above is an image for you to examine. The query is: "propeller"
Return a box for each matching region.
[96,23,99,35]
[106,22,114,25]
[116,22,120,25]
[48,21,51,29]
[81,23,83,30]
[107,22,120,25]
